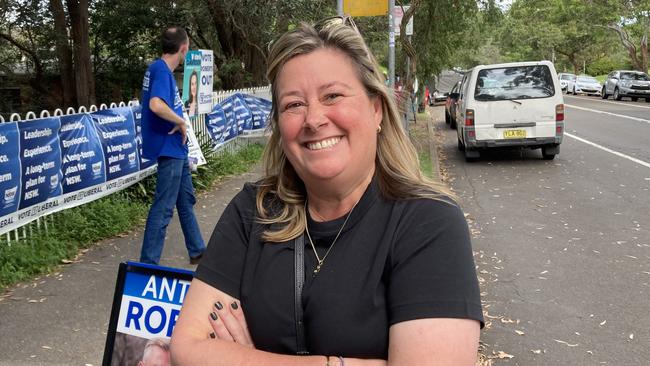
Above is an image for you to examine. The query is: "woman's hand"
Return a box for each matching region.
[208,300,255,348]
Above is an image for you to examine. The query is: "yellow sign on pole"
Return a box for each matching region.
[343,0,388,17]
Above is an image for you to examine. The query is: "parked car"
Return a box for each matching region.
[558,72,576,92]
[602,70,650,101]
[430,89,448,105]
[454,60,564,161]
[444,81,462,129]
[569,75,602,96]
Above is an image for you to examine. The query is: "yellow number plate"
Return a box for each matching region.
[503,129,526,139]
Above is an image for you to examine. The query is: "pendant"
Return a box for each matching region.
[313,261,323,277]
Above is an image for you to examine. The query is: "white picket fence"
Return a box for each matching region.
[0,85,271,244]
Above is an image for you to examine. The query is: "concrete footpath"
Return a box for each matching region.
[0,166,263,366]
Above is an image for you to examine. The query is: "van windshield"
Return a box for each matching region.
[474,65,555,101]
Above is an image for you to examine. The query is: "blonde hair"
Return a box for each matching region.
[257,20,453,242]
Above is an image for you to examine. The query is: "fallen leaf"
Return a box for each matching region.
[554,339,579,347]
[494,351,514,359]
[599,320,606,326]
[41,346,51,350]
[515,330,525,335]
[531,349,542,354]
[629,334,634,340]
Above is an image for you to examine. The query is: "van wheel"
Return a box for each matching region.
[457,137,464,151]
[614,88,622,101]
[542,145,559,160]
[464,149,479,162]
[632,97,638,102]
[646,98,650,103]
[601,86,608,99]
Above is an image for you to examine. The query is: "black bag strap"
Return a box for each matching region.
[294,233,309,355]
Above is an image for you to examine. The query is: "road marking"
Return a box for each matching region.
[565,104,650,125]
[565,132,650,169]
[565,95,650,110]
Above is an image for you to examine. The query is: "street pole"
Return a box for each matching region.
[337,0,343,16]
[389,0,395,88]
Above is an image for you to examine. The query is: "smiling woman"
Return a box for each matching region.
[170,18,484,366]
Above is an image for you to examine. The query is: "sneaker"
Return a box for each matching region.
[189,252,204,265]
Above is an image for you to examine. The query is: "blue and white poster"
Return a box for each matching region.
[103,262,194,365]
[91,107,140,181]
[131,105,156,170]
[18,117,62,210]
[244,95,272,130]
[59,113,106,194]
[231,94,252,131]
[0,122,21,221]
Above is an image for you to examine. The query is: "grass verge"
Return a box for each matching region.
[0,142,264,291]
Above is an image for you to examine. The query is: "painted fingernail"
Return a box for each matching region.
[209,332,216,339]
[231,302,239,310]
[215,301,223,310]
[210,312,218,320]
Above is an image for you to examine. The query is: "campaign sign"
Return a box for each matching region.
[18,117,63,210]
[243,95,271,130]
[0,122,21,219]
[198,49,214,114]
[182,50,202,118]
[91,107,140,181]
[231,94,253,131]
[131,105,155,170]
[59,113,106,194]
[103,262,194,366]
[206,108,228,148]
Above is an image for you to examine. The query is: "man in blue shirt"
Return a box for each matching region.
[139,26,205,265]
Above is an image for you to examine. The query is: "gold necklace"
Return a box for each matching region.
[304,200,357,277]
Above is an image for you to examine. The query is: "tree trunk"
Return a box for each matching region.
[641,33,648,72]
[67,0,96,107]
[0,32,49,96]
[608,24,644,71]
[49,0,76,108]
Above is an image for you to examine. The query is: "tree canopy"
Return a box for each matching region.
[0,0,647,117]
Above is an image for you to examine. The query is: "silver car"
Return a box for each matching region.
[602,70,650,102]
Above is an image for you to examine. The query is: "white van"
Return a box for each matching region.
[455,61,564,161]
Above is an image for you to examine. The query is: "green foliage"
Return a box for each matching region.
[0,193,148,289]
[0,142,264,291]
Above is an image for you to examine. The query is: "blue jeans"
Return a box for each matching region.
[140,156,205,264]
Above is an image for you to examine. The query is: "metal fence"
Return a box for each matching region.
[0,85,271,244]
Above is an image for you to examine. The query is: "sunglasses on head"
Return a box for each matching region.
[314,15,360,34]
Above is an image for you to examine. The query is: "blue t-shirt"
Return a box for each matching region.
[141,59,188,160]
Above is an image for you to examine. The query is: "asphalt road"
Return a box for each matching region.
[438,95,650,364]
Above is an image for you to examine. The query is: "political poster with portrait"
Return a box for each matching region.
[103,262,194,366]
[182,50,202,118]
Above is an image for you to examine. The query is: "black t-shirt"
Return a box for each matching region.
[195,179,484,359]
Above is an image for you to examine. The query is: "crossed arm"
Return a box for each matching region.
[170,278,480,366]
